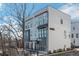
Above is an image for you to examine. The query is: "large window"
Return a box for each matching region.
[38,27,48,51]
[38,13,48,26]
[38,28,47,39]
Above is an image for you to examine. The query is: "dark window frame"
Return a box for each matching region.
[76,34,78,38]
[73,27,75,30]
[60,19,63,24]
[72,34,74,38]
[64,30,66,39]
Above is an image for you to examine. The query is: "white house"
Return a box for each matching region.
[71,21,79,48]
[24,7,71,53]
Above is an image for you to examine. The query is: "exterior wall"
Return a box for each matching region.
[48,7,71,52]
[24,10,48,51]
[71,22,79,47]
[24,7,71,53]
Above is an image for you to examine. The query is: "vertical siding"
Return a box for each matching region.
[48,7,71,52]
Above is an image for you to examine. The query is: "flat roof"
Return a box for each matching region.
[26,7,48,22]
[26,6,70,22]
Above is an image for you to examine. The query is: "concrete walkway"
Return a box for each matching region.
[74,48,79,51]
[49,48,79,56]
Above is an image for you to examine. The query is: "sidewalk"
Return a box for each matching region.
[74,48,79,51]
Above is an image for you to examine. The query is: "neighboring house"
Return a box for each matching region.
[71,21,79,48]
[24,7,71,53]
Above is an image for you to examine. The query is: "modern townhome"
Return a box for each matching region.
[71,21,79,48]
[24,6,71,53]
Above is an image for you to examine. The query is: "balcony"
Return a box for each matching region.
[37,23,48,29]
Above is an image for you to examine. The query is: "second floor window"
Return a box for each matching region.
[69,34,70,38]
[60,19,63,24]
[64,31,66,39]
[76,34,78,38]
[73,27,75,30]
[71,34,74,38]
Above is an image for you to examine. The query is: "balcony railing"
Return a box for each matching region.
[37,23,48,29]
[25,40,47,52]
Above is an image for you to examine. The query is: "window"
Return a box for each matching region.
[69,34,70,38]
[71,34,74,38]
[73,27,75,30]
[44,28,47,37]
[25,30,30,41]
[64,31,66,39]
[43,13,48,24]
[74,40,75,44]
[50,28,55,30]
[38,13,48,26]
[29,21,32,28]
[38,29,41,38]
[38,28,47,39]
[76,34,78,38]
[60,19,63,24]
[26,26,27,29]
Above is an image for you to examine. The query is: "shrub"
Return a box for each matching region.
[57,49,63,52]
[67,48,71,51]
[71,48,74,50]
[48,50,52,54]
[63,48,65,51]
[53,50,57,53]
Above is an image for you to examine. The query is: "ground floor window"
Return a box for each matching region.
[38,27,48,51]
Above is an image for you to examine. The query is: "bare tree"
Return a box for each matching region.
[3,3,35,55]
[0,24,21,55]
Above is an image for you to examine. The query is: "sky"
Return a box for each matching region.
[33,3,79,21]
[0,3,79,24]
[0,3,79,39]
